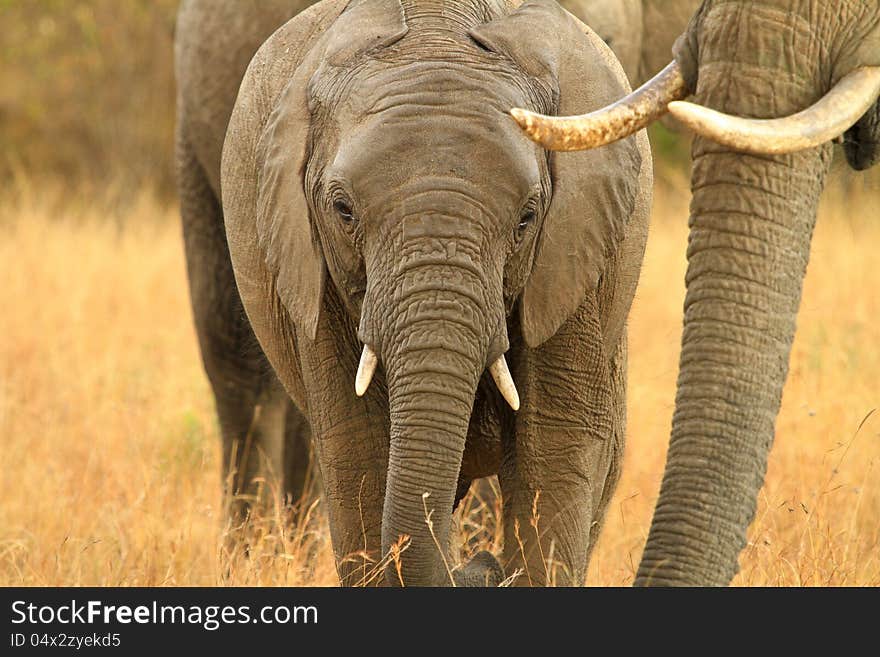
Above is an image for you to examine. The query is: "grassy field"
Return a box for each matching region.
[1,178,878,586]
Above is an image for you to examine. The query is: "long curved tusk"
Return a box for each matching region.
[489,355,520,412]
[668,66,880,155]
[355,345,378,397]
[510,61,689,152]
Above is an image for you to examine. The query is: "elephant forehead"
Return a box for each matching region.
[327,107,541,205]
[324,62,543,185]
[351,60,532,111]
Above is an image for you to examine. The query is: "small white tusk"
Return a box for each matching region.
[355,345,378,397]
[489,355,520,411]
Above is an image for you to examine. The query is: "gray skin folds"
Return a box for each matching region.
[179,0,653,586]
[635,0,880,586]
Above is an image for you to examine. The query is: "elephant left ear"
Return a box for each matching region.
[837,18,880,171]
[470,0,642,348]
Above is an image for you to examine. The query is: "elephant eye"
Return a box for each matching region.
[334,199,355,224]
[517,209,537,235]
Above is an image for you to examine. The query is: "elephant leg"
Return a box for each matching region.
[296,315,389,586]
[177,128,286,527]
[585,335,627,556]
[218,383,288,524]
[309,410,388,586]
[283,399,319,509]
[500,297,622,586]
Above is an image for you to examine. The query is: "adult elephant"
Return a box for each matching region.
[513,0,880,585]
[565,0,702,85]
[174,0,678,530]
[207,0,655,587]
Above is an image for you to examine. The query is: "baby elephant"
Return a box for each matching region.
[212,0,650,586]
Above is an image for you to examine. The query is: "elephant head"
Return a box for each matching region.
[222,0,642,586]
[511,0,880,585]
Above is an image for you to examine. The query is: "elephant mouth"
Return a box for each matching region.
[354,343,520,411]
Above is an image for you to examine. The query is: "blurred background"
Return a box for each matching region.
[2,0,876,199]
[1,0,178,198]
[1,1,877,586]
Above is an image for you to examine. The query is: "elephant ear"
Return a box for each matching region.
[470,0,642,348]
[837,16,880,171]
[222,0,407,341]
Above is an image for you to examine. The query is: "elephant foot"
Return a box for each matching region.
[452,551,505,587]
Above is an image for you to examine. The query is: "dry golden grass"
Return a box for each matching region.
[1,177,878,586]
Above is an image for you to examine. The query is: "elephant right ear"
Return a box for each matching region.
[471,0,641,348]
[222,0,407,340]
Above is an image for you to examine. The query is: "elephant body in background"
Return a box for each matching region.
[175,0,324,521]
[514,0,880,586]
[178,0,652,586]
[637,0,880,586]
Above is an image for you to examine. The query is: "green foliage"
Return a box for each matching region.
[0,0,179,196]
[648,122,692,176]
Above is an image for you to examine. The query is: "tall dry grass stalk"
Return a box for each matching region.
[0,177,877,586]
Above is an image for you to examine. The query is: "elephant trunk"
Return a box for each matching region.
[636,17,834,585]
[368,253,502,587]
[383,338,479,586]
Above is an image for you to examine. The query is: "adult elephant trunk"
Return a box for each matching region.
[362,241,504,587]
[636,13,834,585]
